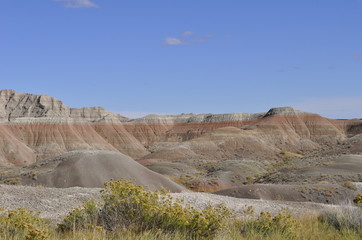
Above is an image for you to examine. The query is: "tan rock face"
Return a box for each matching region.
[0,90,361,168]
[0,90,128,123]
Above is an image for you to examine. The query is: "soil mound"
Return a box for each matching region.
[22,150,185,192]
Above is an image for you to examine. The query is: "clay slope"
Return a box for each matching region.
[19,150,185,192]
[136,107,354,165]
[0,122,149,167]
[253,154,362,184]
[132,108,362,190]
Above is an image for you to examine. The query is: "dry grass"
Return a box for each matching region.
[320,205,362,232]
[52,216,362,240]
[1,209,361,240]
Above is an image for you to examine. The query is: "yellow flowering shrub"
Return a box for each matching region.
[0,208,49,240]
[59,179,231,239]
[354,194,362,206]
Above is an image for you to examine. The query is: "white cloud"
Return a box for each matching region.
[291,96,362,119]
[54,0,98,8]
[164,37,186,45]
[164,31,214,46]
[181,31,194,37]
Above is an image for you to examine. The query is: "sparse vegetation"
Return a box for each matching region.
[2,177,21,185]
[353,194,362,206]
[176,174,201,190]
[341,181,357,190]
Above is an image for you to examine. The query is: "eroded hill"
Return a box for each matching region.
[0,89,361,190]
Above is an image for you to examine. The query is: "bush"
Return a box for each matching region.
[0,208,49,240]
[59,179,231,239]
[353,194,362,206]
[239,209,299,237]
[58,200,101,232]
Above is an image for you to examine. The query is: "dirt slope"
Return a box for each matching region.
[215,183,359,204]
[19,150,185,192]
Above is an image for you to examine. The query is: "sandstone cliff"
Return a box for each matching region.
[0,89,128,123]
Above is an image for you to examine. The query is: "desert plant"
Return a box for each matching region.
[353,194,362,206]
[59,179,231,239]
[2,177,21,185]
[239,209,299,237]
[0,208,49,240]
[58,200,101,232]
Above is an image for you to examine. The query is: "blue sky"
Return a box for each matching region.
[1,0,362,119]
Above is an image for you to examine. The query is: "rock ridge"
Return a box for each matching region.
[0,90,315,124]
[0,90,128,123]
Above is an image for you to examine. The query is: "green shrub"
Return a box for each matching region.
[0,208,49,240]
[59,179,231,239]
[239,209,299,237]
[57,200,101,232]
[353,194,362,206]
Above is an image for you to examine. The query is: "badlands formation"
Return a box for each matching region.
[0,89,362,199]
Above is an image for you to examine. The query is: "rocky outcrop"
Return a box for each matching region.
[0,90,128,123]
[131,112,265,124]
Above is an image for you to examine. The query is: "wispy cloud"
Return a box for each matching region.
[54,0,98,8]
[291,96,362,119]
[181,31,194,37]
[164,37,187,45]
[352,55,362,60]
[164,31,213,46]
[276,69,285,73]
